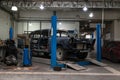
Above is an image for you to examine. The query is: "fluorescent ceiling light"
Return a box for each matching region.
[59,22,62,25]
[29,23,32,26]
[11,6,18,11]
[83,6,88,12]
[89,12,94,18]
[40,5,44,10]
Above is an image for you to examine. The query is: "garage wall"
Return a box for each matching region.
[114,20,120,41]
[17,21,79,34]
[13,21,18,38]
[17,21,40,33]
[41,21,51,29]
[17,22,24,34]
[19,10,120,20]
[19,10,102,20]
[20,10,52,19]
[0,9,11,40]
[102,19,120,41]
[18,9,120,41]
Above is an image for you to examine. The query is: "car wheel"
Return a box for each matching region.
[57,47,66,61]
[110,51,119,63]
[44,52,50,58]
[77,52,88,59]
[32,51,38,57]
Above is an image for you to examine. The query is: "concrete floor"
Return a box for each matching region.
[0,58,120,80]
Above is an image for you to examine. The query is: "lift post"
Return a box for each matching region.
[51,11,64,68]
[23,45,32,66]
[17,34,32,66]
[9,27,13,40]
[51,13,57,68]
[77,23,102,66]
[96,23,102,62]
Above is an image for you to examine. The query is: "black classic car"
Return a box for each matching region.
[29,29,94,60]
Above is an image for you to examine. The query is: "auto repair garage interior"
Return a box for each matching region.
[0,0,120,80]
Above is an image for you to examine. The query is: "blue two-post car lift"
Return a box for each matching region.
[20,13,102,68]
[50,13,102,68]
[77,24,102,66]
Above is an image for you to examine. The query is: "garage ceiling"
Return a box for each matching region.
[0,0,120,11]
[0,0,120,21]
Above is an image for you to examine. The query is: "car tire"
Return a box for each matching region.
[110,51,119,63]
[44,52,49,58]
[57,47,66,61]
[32,51,38,57]
[77,52,88,59]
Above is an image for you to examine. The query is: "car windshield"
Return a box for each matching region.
[57,30,68,37]
[29,29,69,38]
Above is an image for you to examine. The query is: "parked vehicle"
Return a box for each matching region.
[102,41,120,62]
[29,29,94,60]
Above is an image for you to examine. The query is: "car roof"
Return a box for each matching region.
[29,29,68,37]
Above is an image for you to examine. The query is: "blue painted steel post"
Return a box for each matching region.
[23,45,32,66]
[96,24,102,62]
[23,48,29,66]
[9,27,13,40]
[51,15,57,68]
